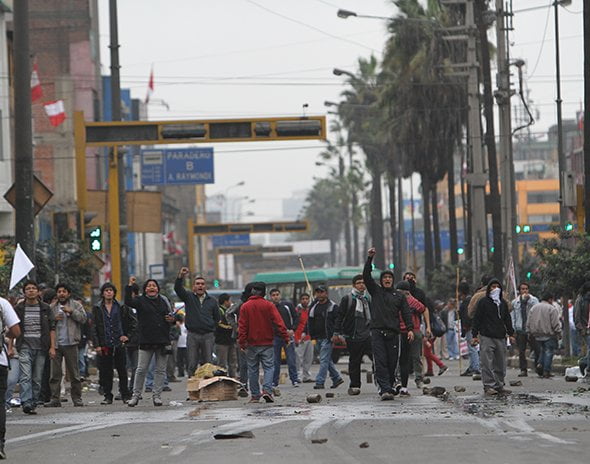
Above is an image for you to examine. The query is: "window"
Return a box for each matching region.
[527,191,559,204]
[528,214,559,224]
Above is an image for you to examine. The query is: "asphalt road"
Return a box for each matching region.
[6,359,590,463]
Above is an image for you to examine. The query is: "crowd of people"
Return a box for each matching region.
[0,247,589,458]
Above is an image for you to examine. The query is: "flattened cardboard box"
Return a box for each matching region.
[187,376,241,401]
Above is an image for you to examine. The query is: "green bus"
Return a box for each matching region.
[252,266,382,304]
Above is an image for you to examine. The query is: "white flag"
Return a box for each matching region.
[9,243,35,290]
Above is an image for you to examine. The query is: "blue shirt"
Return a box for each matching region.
[102,301,124,347]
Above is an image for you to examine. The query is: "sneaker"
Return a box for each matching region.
[313,384,325,390]
[438,366,448,376]
[517,370,528,377]
[393,383,402,395]
[399,387,411,396]
[460,369,473,377]
[261,391,274,403]
[44,401,61,408]
[496,387,512,395]
[331,378,344,389]
[348,387,361,396]
[238,388,249,398]
[100,396,113,405]
[73,400,84,407]
[380,392,395,401]
[535,364,544,377]
[292,382,300,388]
[484,388,498,397]
[127,396,139,407]
[162,386,172,392]
[153,397,163,406]
[22,405,37,415]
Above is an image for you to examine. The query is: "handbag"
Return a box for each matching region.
[431,313,447,337]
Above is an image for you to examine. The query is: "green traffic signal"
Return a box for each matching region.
[388,263,395,270]
[489,246,495,253]
[526,271,532,280]
[515,225,521,234]
[565,222,574,231]
[522,224,531,233]
[457,247,465,255]
[88,226,102,252]
[213,279,220,288]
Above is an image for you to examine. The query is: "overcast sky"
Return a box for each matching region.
[98,0,584,220]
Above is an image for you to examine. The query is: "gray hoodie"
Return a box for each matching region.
[526,300,562,339]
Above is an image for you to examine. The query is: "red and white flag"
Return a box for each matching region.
[43,100,66,127]
[145,67,154,104]
[31,64,43,101]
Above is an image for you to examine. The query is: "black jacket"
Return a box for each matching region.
[459,295,472,336]
[215,305,234,345]
[174,278,220,334]
[307,299,338,340]
[472,281,514,340]
[91,299,137,348]
[334,294,371,340]
[14,300,52,351]
[274,300,299,331]
[363,256,413,333]
[124,286,172,346]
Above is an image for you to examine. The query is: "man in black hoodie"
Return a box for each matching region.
[175,267,220,377]
[472,278,515,396]
[363,248,414,400]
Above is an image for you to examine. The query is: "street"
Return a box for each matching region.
[6,359,590,464]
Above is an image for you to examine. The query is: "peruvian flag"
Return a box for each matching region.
[43,100,66,127]
[145,67,154,104]
[31,64,43,101]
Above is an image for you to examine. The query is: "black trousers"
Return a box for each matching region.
[516,332,539,371]
[346,338,372,388]
[0,367,6,445]
[370,330,399,395]
[97,346,129,399]
[176,347,187,377]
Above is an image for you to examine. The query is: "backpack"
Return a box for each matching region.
[431,313,447,337]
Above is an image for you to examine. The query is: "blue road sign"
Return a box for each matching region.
[141,148,214,185]
[212,234,251,248]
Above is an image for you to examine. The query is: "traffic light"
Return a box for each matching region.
[489,246,495,253]
[88,226,102,252]
[526,271,532,280]
[515,225,521,234]
[388,263,395,270]
[457,247,465,255]
[565,222,574,231]
[213,279,220,288]
[522,224,531,233]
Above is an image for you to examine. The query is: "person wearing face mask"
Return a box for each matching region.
[124,277,175,407]
[472,279,515,397]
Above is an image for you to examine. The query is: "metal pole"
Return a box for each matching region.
[109,0,128,285]
[584,0,590,234]
[13,0,35,266]
[108,146,122,293]
[554,0,567,228]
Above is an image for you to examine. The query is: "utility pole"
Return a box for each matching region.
[109,0,127,291]
[465,0,487,279]
[585,0,590,234]
[13,0,35,266]
[554,0,567,228]
[495,0,518,278]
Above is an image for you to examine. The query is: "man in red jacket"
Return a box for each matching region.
[238,282,290,403]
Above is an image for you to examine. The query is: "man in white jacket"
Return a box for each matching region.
[526,292,562,379]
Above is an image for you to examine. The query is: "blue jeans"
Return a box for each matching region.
[5,358,19,407]
[570,327,580,356]
[78,344,87,378]
[315,338,341,386]
[246,346,274,398]
[446,329,459,359]
[18,348,46,408]
[537,337,558,373]
[273,336,299,386]
[465,331,480,372]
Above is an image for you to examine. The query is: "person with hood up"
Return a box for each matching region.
[472,278,515,397]
[363,248,414,401]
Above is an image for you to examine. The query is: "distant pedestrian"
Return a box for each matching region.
[238,282,290,403]
[511,282,540,377]
[125,277,175,407]
[363,248,414,400]
[294,293,313,383]
[47,283,87,408]
[0,295,21,459]
[333,275,372,395]
[527,292,562,378]
[14,280,51,415]
[308,286,344,391]
[458,282,480,378]
[471,279,515,397]
[215,293,238,378]
[176,313,188,377]
[269,288,300,389]
[228,283,255,396]
[174,267,220,377]
[124,282,140,392]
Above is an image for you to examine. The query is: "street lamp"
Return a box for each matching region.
[336,8,389,20]
[333,68,355,78]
